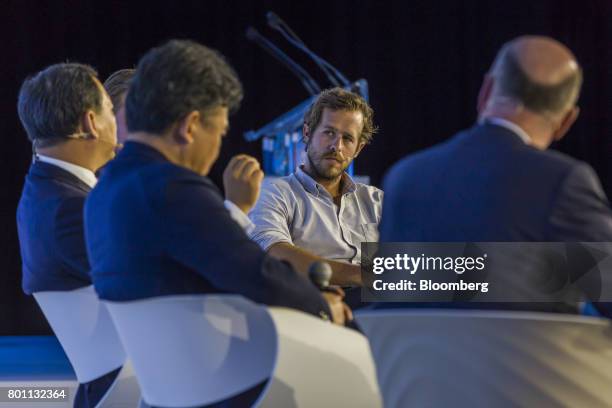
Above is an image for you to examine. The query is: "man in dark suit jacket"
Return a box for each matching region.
[85,41,349,406]
[16,63,120,407]
[84,40,347,322]
[380,36,612,311]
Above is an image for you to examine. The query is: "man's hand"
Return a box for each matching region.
[322,292,352,326]
[223,155,264,214]
[325,286,353,322]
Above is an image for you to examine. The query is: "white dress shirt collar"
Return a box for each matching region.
[36,155,97,188]
[482,117,532,145]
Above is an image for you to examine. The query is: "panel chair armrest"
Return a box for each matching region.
[258,307,382,408]
[33,286,125,383]
[34,285,141,408]
[356,309,612,408]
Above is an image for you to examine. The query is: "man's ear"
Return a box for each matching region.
[302,123,310,149]
[175,110,201,145]
[353,140,366,159]
[477,74,494,115]
[552,106,579,142]
[81,109,99,139]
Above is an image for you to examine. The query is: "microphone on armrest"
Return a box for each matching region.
[309,261,334,322]
[309,260,360,330]
[308,261,332,291]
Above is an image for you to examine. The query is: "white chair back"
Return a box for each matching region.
[105,295,277,407]
[34,286,126,383]
[259,308,382,408]
[356,309,612,408]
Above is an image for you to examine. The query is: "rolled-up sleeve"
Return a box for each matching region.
[249,180,294,250]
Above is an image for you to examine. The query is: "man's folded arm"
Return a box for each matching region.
[268,242,362,287]
[160,176,331,317]
[249,181,362,286]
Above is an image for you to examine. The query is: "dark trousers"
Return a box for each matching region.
[144,379,268,408]
[73,366,122,408]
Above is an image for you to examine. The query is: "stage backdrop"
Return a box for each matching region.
[1,0,610,334]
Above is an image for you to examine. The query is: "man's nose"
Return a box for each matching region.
[329,136,343,153]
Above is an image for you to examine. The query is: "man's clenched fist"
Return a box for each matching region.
[223,154,264,214]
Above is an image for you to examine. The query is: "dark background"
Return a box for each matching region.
[1,0,610,334]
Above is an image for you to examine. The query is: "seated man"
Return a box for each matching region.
[16,63,119,407]
[84,40,348,336]
[249,88,383,288]
[103,68,135,145]
[380,36,612,314]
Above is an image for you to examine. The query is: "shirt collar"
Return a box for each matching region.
[481,117,532,145]
[295,165,357,197]
[35,155,97,188]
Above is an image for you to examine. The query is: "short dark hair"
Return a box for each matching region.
[126,39,243,134]
[17,63,102,147]
[496,47,582,114]
[304,87,377,144]
[104,68,135,114]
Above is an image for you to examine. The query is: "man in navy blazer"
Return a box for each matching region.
[16,63,119,406]
[380,36,612,311]
[84,40,347,331]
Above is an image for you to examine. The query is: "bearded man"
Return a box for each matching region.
[249,88,382,288]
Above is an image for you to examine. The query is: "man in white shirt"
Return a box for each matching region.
[249,88,383,288]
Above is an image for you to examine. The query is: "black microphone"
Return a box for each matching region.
[308,261,333,290]
[266,12,350,87]
[308,261,361,330]
[246,26,321,95]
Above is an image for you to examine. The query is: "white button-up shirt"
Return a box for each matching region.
[249,166,383,264]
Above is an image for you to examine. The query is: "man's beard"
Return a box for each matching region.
[306,149,347,181]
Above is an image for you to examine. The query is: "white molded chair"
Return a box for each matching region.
[106,295,381,407]
[355,309,612,408]
[259,307,381,407]
[34,285,141,407]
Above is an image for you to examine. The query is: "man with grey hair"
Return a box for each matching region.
[380,36,612,313]
[382,35,611,242]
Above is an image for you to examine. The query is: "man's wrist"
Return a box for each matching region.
[223,200,255,234]
[339,262,362,286]
[226,198,250,214]
[237,204,251,214]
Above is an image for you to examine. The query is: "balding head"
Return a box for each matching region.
[489,36,582,115]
